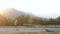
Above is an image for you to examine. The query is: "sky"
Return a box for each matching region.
[0,0,60,18]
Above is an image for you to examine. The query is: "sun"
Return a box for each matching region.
[0,8,9,14]
[0,11,4,14]
[0,9,5,14]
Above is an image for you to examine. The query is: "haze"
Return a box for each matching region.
[0,0,60,18]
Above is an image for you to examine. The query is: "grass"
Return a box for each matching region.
[0,26,60,34]
[0,25,60,28]
[0,30,60,34]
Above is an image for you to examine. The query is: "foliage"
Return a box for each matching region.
[14,14,60,26]
[0,14,60,26]
[0,15,13,26]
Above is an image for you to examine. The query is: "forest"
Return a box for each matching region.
[0,14,60,26]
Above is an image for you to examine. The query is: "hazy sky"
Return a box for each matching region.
[0,0,60,18]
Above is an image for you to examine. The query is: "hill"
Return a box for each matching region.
[0,8,38,19]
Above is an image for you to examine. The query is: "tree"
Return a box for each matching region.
[0,15,13,26]
[14,14,30,26]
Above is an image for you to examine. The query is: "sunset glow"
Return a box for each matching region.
[0,0,60,18]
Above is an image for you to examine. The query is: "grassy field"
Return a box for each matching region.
[0,25,60,28]
[0,26,60,34]
[0,30,60,34]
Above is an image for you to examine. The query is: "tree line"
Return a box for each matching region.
[0,14,60,26]
[14,14,60,26]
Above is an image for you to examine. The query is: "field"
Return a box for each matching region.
[0,26,60,34]
[0,30,60,34]
[0,25,60,28]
